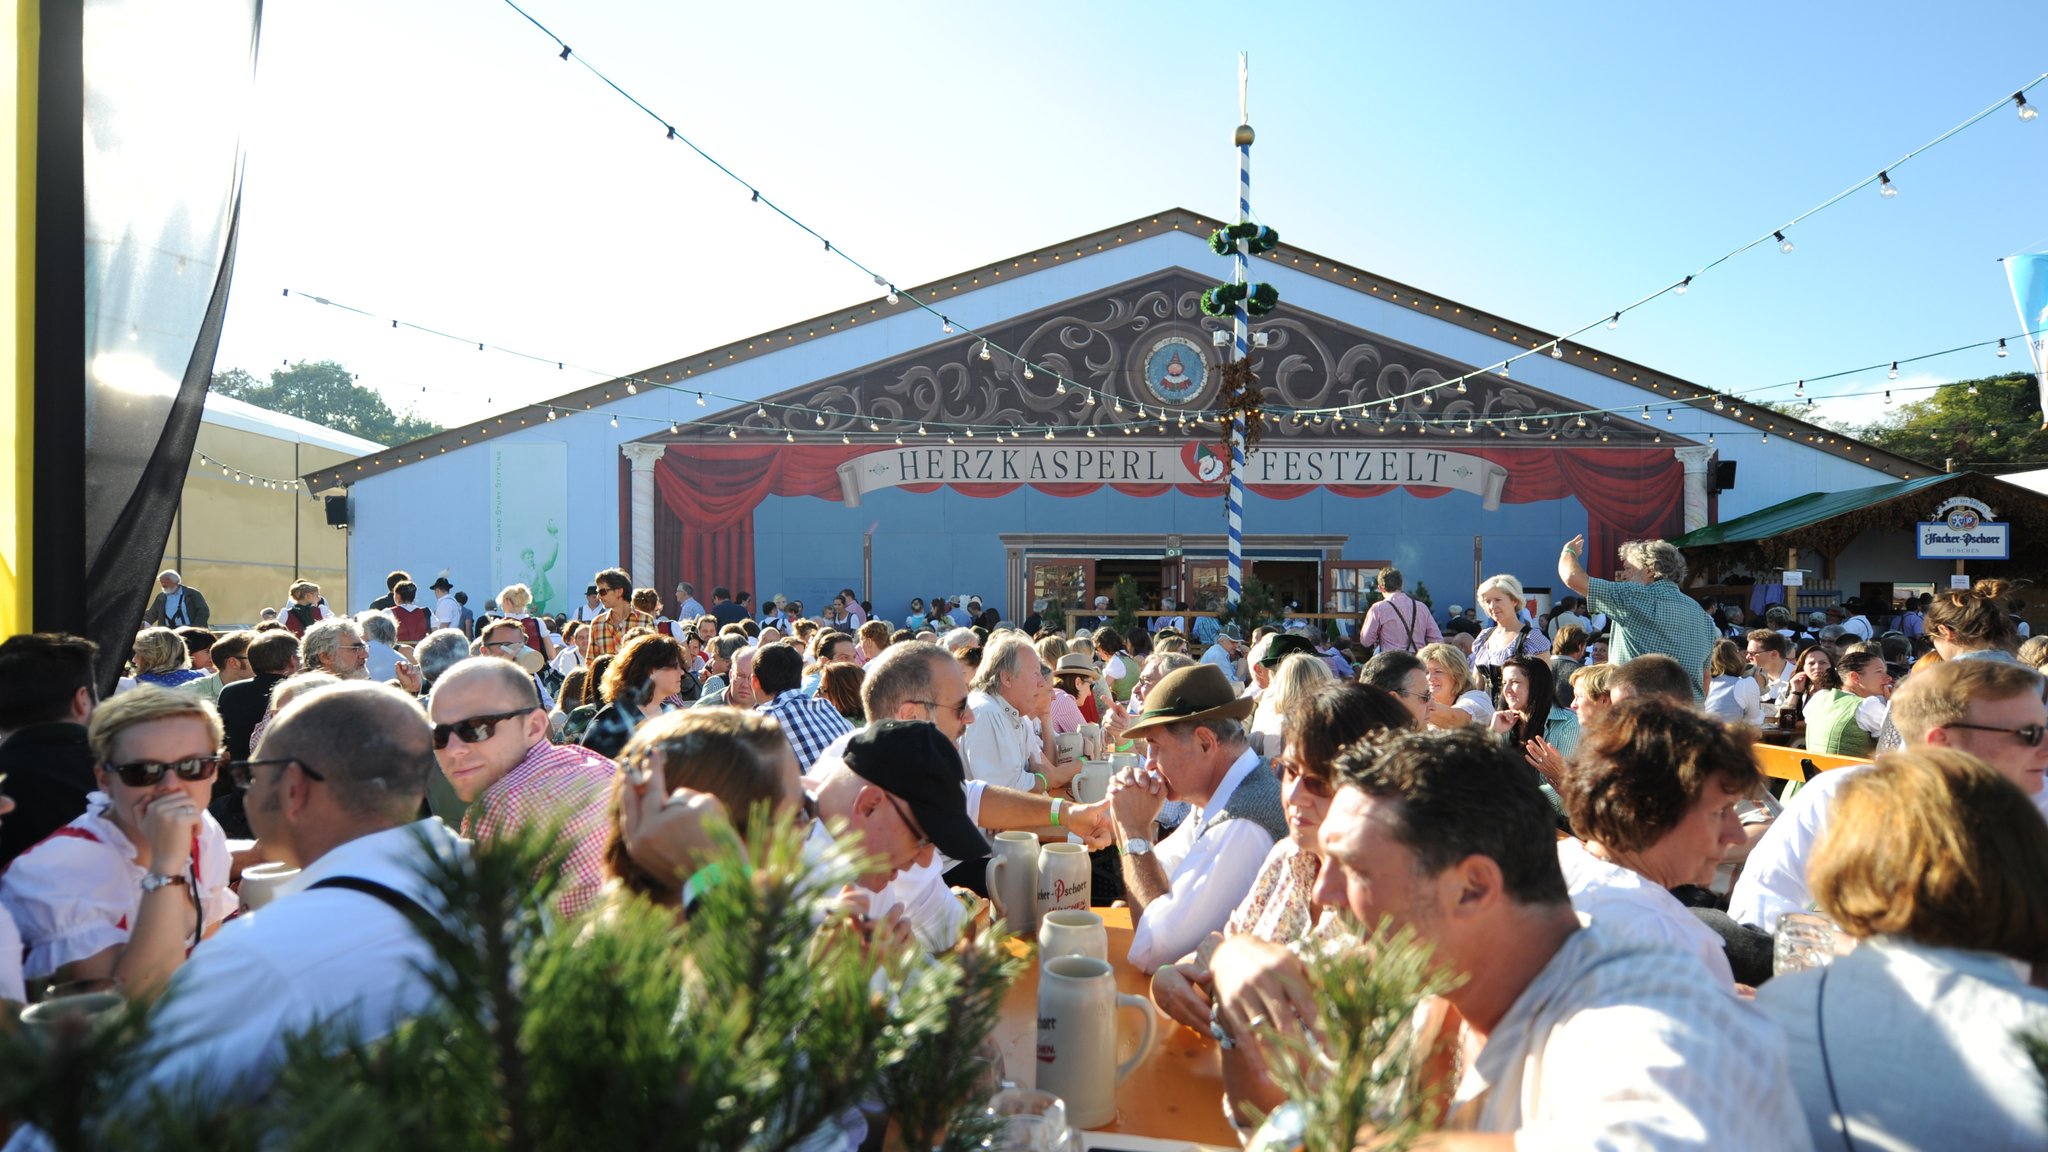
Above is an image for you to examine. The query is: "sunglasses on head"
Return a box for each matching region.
[106,753,225,788]
[433,707,536,749]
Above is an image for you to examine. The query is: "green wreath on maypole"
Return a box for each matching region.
[1201,224,1279,456]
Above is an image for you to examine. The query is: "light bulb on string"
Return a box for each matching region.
[728,427,737,439]
[978,340,991,362]
[1055,381,1067,395]
[1794,379,1805,398]
[917,424,928,436]
[895,436,904,446]
[785,431,795,442]
[1998,339,2009,358]
[814,412,826,426]
[1708,432,1716,445]
[670,422,679,434]
[626,382,637,394]
[1576,414,1588,427]
[1889,362,1899,380]
[1641,405,1651,421]
[942,318,953,334]
[1496,364,1509,378]
[1607,313,1620,330]
[1775,230,1794,254]
[1023,364,1035,380]
[609,415,618,428]
[1675,276,1692,296]
[869,420,880,431]
[1086,428,1096,438]
[947,435,957,444]
[1878,171,1898,198]
[2018,92,2038,121]
[1550,342,1563,359]
[1456,379,1469,393]
[1884,390,1893,405]
[696,392,705,406]
[757,404,768,417]
[1968,382,1979,395]
[546,409,557,422]
[842,434,851,444]
[1044,428,1055,440]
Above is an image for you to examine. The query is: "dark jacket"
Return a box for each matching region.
[709,601,749,629]
[218,672,287,764]
[0,722,97,871]
[144,586,211,628]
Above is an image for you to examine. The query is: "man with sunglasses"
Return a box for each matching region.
[429,658,616,917]
[136,681,460,1099]
[0,687,238,1000]
[1731,657,2048,932]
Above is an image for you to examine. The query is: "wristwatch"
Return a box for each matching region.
[1120,837,1154,858]
[140,871,189,894]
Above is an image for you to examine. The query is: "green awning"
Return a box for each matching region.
[1668,473,1955,548]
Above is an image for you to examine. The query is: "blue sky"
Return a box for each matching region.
[213,2,2048,434]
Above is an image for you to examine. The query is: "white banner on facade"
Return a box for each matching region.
[835,444,1508,509]
[490,442,569,616]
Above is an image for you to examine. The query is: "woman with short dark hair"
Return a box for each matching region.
[581,634,686,758]
[1560,699,1759,989]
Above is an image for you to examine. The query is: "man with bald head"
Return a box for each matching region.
[137,681,463,1099]
[430,657,616,916]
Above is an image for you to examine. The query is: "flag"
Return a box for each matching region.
[2005,254,2048,429]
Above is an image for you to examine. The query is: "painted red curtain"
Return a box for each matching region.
[650,443,1683,593]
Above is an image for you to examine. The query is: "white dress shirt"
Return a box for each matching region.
[1558,839,1735,990]
[1757,936,2048,1151]
[1455,919,1811,1149]
[1126,748,1276,972]
[960,690,1041,793]
[1702,673,1761,727]
[0,904,22,1004]
[434,593,461,629]
[134,819,468,1100]
[1727,765,1869,932]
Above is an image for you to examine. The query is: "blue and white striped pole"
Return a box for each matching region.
[1227,79,1253,608]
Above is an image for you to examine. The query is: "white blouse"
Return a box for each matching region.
[0,792,238,982]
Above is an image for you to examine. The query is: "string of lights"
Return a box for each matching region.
[493,0,2044,423]
[193,449,309,491]
[282,286,2041,456]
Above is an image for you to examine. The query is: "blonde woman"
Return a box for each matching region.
[1471,574,1549,694]
[497,584,559,659]
[1418,641,1494,728]
[1250,652,1333,749]
[130,628,206,690]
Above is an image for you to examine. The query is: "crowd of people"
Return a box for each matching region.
[0,537,2044,1147]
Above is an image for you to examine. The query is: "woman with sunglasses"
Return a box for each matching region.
[580,633,687,759]
[1151,681,1413,1123]
[0,687,237,1000]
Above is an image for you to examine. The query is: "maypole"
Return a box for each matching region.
[1201,55,1280,609]
[1227,56,1251,608]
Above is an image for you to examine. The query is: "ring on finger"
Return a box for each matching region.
[1245,1013,1267,1029]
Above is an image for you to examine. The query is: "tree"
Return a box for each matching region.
[1836,372,2047,471]
[212,360,443,447]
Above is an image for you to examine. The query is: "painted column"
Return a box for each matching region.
[1673,446,1716,534]
[621,443,667,586]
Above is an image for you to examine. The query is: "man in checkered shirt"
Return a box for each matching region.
[752,642,852,772]
[583,567,654,663]
[429,657,616,917]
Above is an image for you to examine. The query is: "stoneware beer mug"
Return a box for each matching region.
[1054,731,1086,763]
[1070,760,1113,804]
[1038,908,1108,966]
[985,831,1042,936]
[1036,954,1155,1129]
[1078,722,1104,760]
[1035,841,1090,922]
[237,861,302,911]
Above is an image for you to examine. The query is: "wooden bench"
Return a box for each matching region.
[1755,742,1871,783]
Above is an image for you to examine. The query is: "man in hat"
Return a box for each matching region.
[1442,603,1482,639]
[574,585,605,625]
[430,576,461,632]
[1110,664,1285,971]
[1837,597,1874,642]
[812,719,988,894]
[1200,624,1244,686]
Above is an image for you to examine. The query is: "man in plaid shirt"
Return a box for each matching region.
[752,642,852,772]
[584,567,654,663]
[429,657,616,917]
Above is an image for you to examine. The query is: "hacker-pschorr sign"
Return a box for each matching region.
[1916,496,2010,560]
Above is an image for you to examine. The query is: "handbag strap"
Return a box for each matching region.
[1815,962,1858,1152]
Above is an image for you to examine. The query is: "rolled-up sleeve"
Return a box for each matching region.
[1126,819,1274,972]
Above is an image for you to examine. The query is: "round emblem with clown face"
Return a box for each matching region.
[1142,336,1209,405]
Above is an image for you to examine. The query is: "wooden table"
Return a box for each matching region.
[992,907,1240,1148]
